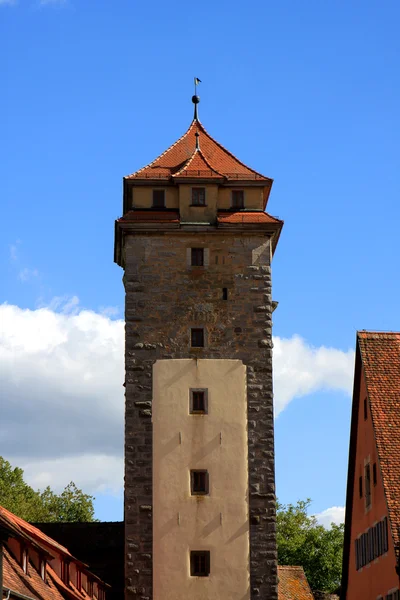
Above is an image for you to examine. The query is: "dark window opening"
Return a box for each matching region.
[152,189,165,208]
[191,328,204,348]
[365,464,371,508]
[191,470,209,495]
[355,517,389,570]
[192,187,206,206]
[190,551,210,577]
[359,475,363,498]
[222,287,228,300]
[373,462,377,486]
[191,248,204,266]
[190,389,208,414]
[231,190,244,208]
[364,397,368,420]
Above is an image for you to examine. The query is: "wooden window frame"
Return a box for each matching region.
[190,389,208,414]
[190,551,210,577]
[231,189,244,209]
[190,470,209,495]
[191,187,206,206]
[191,248,204,267]
[191,328,205,348]
[152,189,166,208]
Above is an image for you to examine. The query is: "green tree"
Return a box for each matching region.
[277,498,344,593]
[0,457,96,522]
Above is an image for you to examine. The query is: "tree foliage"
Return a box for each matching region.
[277,499,344,593]
[0,457,96,522]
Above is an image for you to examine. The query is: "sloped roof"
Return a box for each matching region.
[358,330,400,547]
[118,210,282,226]
[0,505,72,558]
[217,211,282,225]
[0,504,109,600]
[278,566,314,600]
[126,119,272,182]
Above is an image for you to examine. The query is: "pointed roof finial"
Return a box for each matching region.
[192,77,201,121]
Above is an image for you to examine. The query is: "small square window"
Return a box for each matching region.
[191,248,204,266]
[359,475,363,498]
[191,328,204,348]
[191,470,209,495]
[373,462,377,486]
[364,397,368,420]
[232,190,244,208]
[190,551,210,577]
[190,389,208,414]
[222,287,228,300]
[153,189,165,208]
[192,187,206,206]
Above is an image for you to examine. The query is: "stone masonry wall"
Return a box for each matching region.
[124,231,277,600]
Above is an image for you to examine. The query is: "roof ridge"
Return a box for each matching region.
[126,120,197,179]
[196,120,272,180]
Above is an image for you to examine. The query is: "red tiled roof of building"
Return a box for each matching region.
[0,504,109,600]
[358,330,400,547]
[118,210,180,223]
[0,505,72,558]
[217,211,283,225]
[126,119,272,182]
[172,147,224,179]
[118,210,282,227]
[278,566,314,600]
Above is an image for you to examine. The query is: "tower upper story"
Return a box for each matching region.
[114,104,283,268]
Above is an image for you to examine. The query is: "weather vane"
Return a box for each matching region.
[192,77,201,121]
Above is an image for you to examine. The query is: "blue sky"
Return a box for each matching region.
[1,0,399,523]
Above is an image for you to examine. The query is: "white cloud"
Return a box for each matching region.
[0,302,354,494]
[315,506,345,528]
[18,454,123,495]
[18,267,39,282]
[273,335,354,416]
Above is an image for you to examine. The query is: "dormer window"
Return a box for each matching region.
[40,558,47,581]
[61,560,70,584]
[231,190,244,209]
[21,548,28,574]
[152,189,165,208]
[191,187,206,206]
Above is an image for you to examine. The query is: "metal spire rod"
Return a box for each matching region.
[192,77,201,121]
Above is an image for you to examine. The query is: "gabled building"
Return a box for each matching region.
[114,95,283,600]
[342,331,400,600]
[0,505,109,600]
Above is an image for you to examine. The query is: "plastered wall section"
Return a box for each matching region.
[130,185,265,212]
[153,359,249,600]
[131,187,179,209]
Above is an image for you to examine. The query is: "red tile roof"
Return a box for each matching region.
[172,148,224,179]
[278,566,314,600]
[118,210,180,223]
[0,504,108,600]
[118,210,282,227]
[217,211,282,225]
[126,119,272,182]
[358,330,400,547]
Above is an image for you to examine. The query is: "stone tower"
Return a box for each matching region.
[114,97,283,600]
